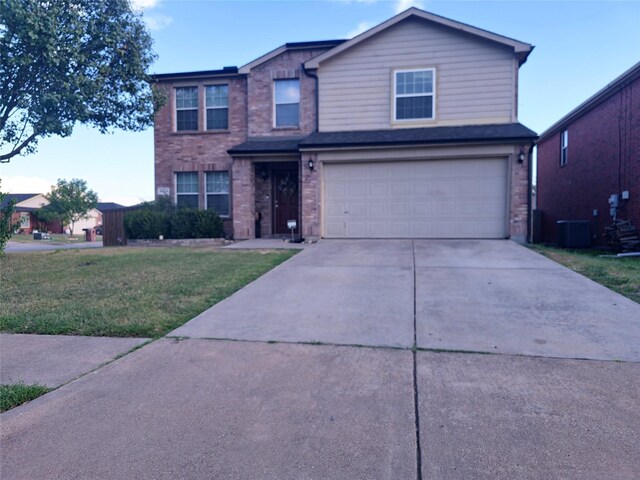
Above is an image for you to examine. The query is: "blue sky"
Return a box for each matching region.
[2,0,639,204]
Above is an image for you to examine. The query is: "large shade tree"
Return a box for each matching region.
[0,0,159,163]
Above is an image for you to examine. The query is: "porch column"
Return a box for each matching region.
[232,158,255,240]
[301,153,321,240]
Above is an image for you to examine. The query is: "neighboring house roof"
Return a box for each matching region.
[1,193,41,208]
[299,123,537,150]
[96,202,125,212]
[151,66,239,81]
[228,136,308,155]
[305,7,533,69]
[238,39,347,74]
[538,61,640,142]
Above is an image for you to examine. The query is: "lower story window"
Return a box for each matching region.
[176,172,199,208]
[20,213,30,228]
[206,171,230,217]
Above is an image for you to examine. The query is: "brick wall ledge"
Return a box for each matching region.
[127,238,231,247]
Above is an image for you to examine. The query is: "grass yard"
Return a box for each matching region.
[0,383,51,412]
[530,245,640,304]
[0,247,296,337]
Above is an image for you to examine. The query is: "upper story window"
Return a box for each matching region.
[206,85,229,130]
[175,87,198,131]
[274,79,300,128]
[560,129,568,166]
[206,171,230,217]
[394,69,435,121]
[176,172,199,208]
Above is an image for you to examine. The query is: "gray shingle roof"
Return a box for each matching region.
[227,124,537,155]
[299,123,537,149]
[228,136,308,155]
[0,193,41,208]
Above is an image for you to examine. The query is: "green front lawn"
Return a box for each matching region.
[530,245,640,304]
[0,247,296,337]
[0,383,51,412]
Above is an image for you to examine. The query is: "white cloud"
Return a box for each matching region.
[394,0,425,14]
[131,0,160,11]
[0,175,54,194]
[143,13,173,31]
[346,20,376,38]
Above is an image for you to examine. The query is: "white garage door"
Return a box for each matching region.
[323,158,508,238]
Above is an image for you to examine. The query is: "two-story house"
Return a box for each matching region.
[536,62,639,246]
[153,8,537,242]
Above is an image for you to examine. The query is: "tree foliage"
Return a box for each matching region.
[39,178,98,236]
[0,182,20,253]
[0,0,160,163]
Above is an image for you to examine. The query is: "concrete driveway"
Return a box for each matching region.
[2,239,639,479]
[173,239,640,361]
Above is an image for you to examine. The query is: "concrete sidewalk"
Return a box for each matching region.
[1,339,416,480]
[4,241,103,253]
[0,334,148,387]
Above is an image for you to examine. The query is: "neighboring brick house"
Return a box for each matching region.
[152,8,537,242]
[537,62,639,245]
[1,194,122,234]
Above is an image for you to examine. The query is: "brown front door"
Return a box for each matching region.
[273,170,299,234]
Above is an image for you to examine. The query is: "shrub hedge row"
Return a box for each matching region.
[124,202,224,240]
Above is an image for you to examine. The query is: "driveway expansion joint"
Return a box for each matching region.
[411,240,424,480]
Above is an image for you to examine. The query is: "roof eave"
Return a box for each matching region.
[538,61,640,141]
[300,135,538,151]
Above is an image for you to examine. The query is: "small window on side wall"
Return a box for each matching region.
[206,85,228,130]
[394,69,435,121]
[175,87,198,131]
[560,130,568,166]
[206,171,230,217]
[176,172,199,208]
[274,79,300,128]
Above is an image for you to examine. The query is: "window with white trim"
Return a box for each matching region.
[176,172,199,208]
[175,87,198,131]
[394,69,435,121]
[19,213,30,228]
[560,129,568,166]
[274,79,300,128]
[206,171,230,217]
[206,85,228,130]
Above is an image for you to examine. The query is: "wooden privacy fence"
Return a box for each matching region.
[102,205,141,246]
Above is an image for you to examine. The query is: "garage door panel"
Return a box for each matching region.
[323,159,508,239]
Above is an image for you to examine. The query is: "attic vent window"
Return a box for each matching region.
[394,69,435,121]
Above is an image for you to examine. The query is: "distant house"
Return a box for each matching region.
[1,193,123,235]
[537,62,639,245]
[152,8,537,242]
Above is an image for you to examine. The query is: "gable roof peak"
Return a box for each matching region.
[305,7,533,69]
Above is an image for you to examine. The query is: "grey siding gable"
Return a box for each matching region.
[318,18,518,132]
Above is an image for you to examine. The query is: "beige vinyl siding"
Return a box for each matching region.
[318,18,517,131]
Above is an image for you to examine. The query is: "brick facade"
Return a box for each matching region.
[509,144,533,243]
[152,18,533,241]
[537,73,639,245]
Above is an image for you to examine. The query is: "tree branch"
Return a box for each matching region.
[0,131,38,163]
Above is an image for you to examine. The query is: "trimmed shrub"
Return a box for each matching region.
[123,208,170,240]
[124,202,224,240]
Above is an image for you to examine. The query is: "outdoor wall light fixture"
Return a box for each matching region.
[308,158,315,171]
[517,148,526,163]
[258,168,269,181]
